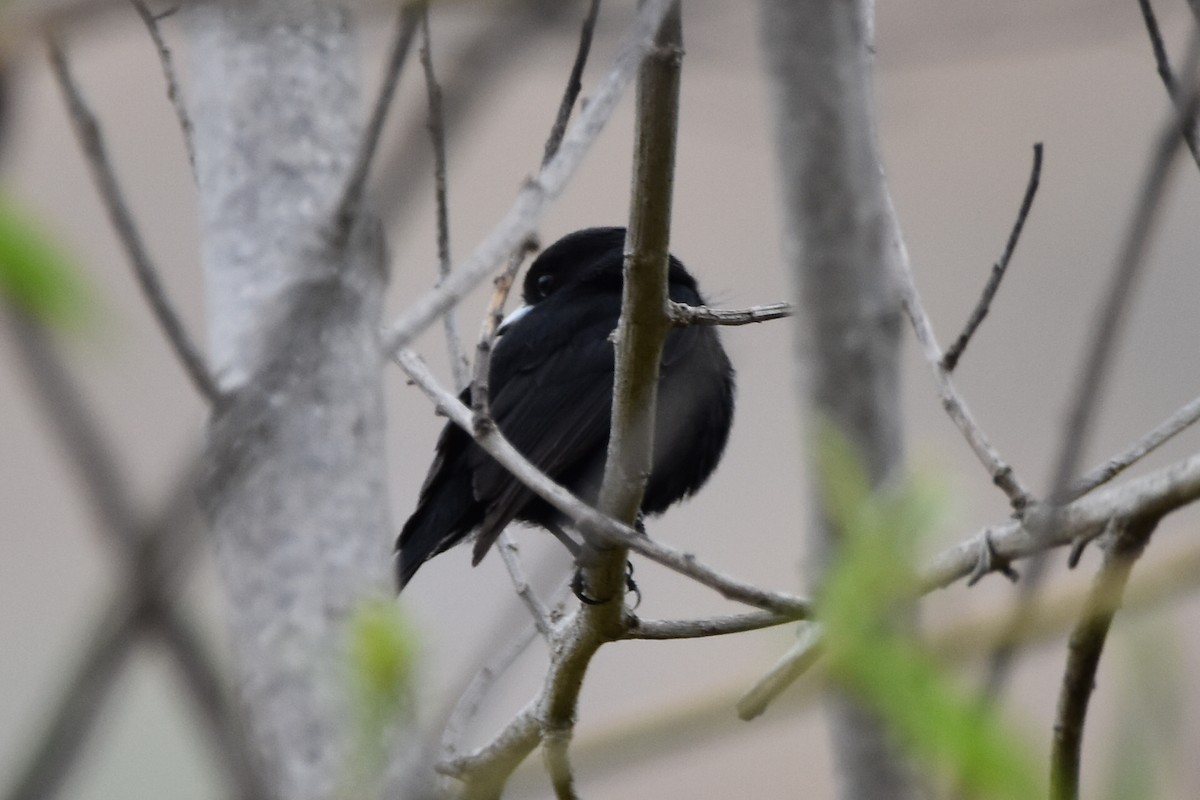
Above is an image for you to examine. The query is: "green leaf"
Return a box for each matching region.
[816,422,1043,800]
[347,597,418,733]
[0,195,88,326]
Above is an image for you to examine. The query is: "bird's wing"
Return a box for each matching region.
[468,312,617,562]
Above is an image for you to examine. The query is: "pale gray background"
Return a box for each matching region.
[3,1,1200,797]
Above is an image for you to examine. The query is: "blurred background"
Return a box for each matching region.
[2,0,1200,797]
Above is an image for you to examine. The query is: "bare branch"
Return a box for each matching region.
[334,3,419,240]
[418,3,471,390]
[497,532,553,638]
[542,0,602,167]
[918,452,1200,594]
[736,622,824,721]
[622,609,800,640]
[46,36,219,405]
[382,0,679,355]
[542,728,577,800]
[2,591,137,800]
[1050,516,1160,800]
[439,626,541,765]
[942,142,1042,372]
[129,0,196,173]
[983,65,1200,696]
[1135,0,1200,168]
[397,348,812,618]
[667,299,792,327]
[896,232,1035,512]
[1062,392,1200,503]
[471,238,533,418]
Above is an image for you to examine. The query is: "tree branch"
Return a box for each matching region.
[397,349,812,618]
[46,35,219,405]
[666,299,792,327]
[418,2,471,390]
[1049,516,1160,800]
[130,0,196,174]
[334,3,419,241]
[382,0,678,356]
[1135,0,1200,169]
[942,142,1042,372]
[542,0,602,168]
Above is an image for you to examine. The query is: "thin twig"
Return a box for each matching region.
[1061,392,1200,503]
[418,3,471,390]
[382,0,678,356]
[735,622,824,721]
[333,3,419,241]
[46,36,219,405]
[471,238,533,418]
[667,299,792,327]
[374,1,568,226]
[982,70,1200,697]
[942,143,1042,372]
[129,0,195,174]
[542,0,602,167]
[497,532,553,638]
[1136,0,1200,169]
[1049,516,1160,800]
[397,349,812,618]
[895,231,1035,512]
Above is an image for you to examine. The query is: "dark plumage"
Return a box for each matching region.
[396,227,735,589]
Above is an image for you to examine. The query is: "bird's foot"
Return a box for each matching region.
[570,560,641,607]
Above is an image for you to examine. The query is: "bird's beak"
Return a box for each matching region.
[497,304,531,335]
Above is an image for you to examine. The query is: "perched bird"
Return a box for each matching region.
[396,227,735,590]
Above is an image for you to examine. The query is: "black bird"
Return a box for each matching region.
[396,227,735,590]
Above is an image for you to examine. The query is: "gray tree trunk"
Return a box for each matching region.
[182,4,393,798]
[759,1,917,799]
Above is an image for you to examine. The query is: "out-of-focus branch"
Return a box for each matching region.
[1050,516,1160,800]
[334,3,419,241]
[130,0,196,173]
[47,35,219,405]
[1135,0,1200,169]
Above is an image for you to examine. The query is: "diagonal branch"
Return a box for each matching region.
[542,0,602,167]
[130,0,196,174]
[46,35,219,405]
[942,142,1042,372]
[397,349,811,618]
[1135,0,1200,169]
[334,3,420,241]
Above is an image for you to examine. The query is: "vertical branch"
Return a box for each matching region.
[1049,516,1159,800]
[759,1,912,799]
[418,3,470,389]
[537,1,683,793]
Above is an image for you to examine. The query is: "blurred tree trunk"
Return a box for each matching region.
[759,2,917,799]
[182,4,394,799]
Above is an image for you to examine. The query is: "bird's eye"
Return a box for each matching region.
[535,273,555,298]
